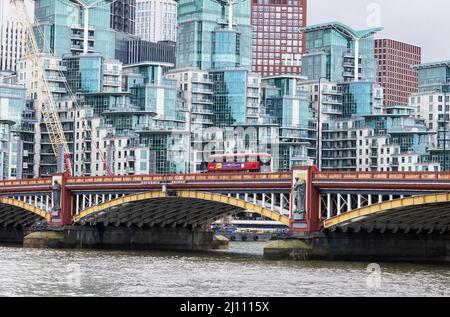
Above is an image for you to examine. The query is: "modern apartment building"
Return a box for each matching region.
[375,39,421,106]
[110,0,136,34]
[176,0,252,70]
[0,73,27,179]
[300,22,384,169]
[302,22,380,83]
[261,75,316,169]
[34,0,115,59]
[320,113,437,172]
[0,19,27,72]
[410,60,450,170]
[251,0,307,76]
[299,22,435,172]
[136,0,178,42]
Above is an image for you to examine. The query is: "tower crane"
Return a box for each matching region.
[10,0,113,177]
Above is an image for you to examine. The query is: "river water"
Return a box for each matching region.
[0,242,449,297]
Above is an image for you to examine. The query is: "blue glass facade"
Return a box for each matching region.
[263,77,312,128]
[176,0,252,70]
[83,92,132,115]
[414,61,450,93]
[262,76,317,170]
[125,63,185,130]
[212,29,240,69]
[303,22,380,82]
[35,0,115,59]
[0,83,27,128]
[211,69,248,127]
[65,55,103,94]
[0,81,27,179]
[341,82,376,118]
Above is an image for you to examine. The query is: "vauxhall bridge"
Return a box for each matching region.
[2,167,450,232]
[1,167,450,261]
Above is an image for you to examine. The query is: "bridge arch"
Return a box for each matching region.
[0,197,49,227]
[73,190,290,227]
[323,193,450,233]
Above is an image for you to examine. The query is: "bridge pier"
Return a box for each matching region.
[23,226,219,251]
[264,232,450,263]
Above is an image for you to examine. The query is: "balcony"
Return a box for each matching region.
[342,61,354,67]
[192,98,213,105]
[192,118,213,124]
[47,75,66,82]
[322,90,342,96]
[247,92,260,98]
[322,108,342,115]
[342,71,355,77]
[49,86,66,93]
[71,33,95,41]
[45,65,67,72]
[70,44,94,52]
[192,88,213,95]
[247,81,260,88]
[103,69,121,76]
[343,52,355,58]
[71,24,95,31]
[192,78,213,84]
[59,116,74,122]
[103,80,121,86]
[322,98,341,105]
[192,107,214,115]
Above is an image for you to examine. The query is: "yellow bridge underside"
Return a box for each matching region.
[0,197,50,227]
[324,193,450,229]
[74,190,290,226]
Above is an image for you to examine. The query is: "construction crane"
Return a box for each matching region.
[10,0,113,177]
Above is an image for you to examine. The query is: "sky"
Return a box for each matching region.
[1,0,449,63]
[308,0,450,63]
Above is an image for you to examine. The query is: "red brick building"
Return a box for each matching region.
[374,39,422,105]
[251,0,307,76]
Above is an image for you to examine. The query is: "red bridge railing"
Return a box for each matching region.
[313,172,450,182]
[0,178,52,188]
[66,172,293,185]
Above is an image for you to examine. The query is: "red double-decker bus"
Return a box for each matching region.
[207,153,272,173]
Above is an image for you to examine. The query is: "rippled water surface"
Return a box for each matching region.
[0,243,449,297]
